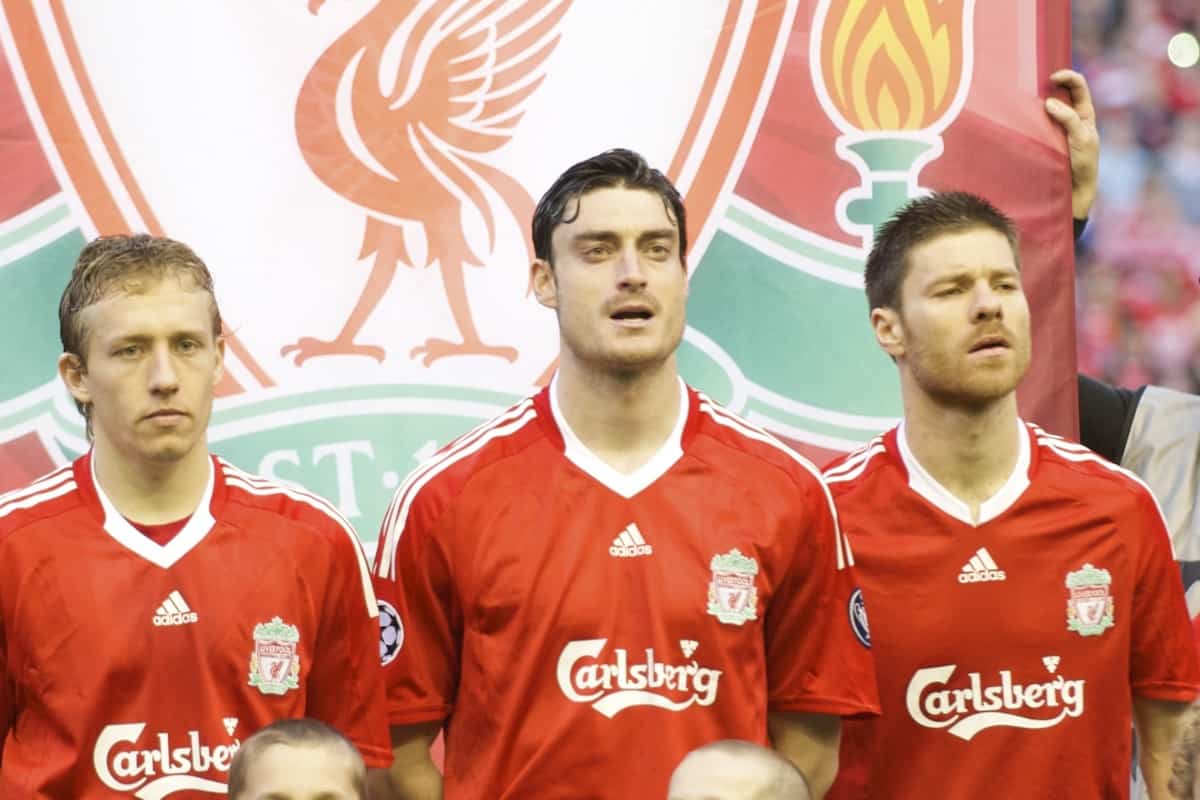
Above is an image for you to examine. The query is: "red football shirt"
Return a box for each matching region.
[0,453,390,798]
[823,421,1200,800]
[373,381,879,799]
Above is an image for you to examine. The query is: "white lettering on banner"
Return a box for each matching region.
[906,664,1085,740]
[258,450,302,484]
[258,441,380,519]
[258,441,378,519]
[313,441,375,518]
[93,723,237,797]
[556,639,722,718]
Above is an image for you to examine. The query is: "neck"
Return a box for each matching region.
[900,382,1021,521]
[92,440,211,524]
[553,353,682,475]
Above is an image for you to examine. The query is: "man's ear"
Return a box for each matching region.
[213,335,226,385]
[57,352,91,406]
[871,307,905,359]
[531,259,558,309]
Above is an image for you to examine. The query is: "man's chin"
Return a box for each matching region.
[936,378,1022,408]
[576,342,674,373]
[140,437,205,464]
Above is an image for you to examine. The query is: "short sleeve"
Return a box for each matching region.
[306,524,392,767]
[764,472,879,717]
[0,618,10,763]
[372,483,462,726]
[1129,485,1200,702]
[1076,374,1142,464]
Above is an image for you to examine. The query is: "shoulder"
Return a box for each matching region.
[691,393,858,569]
[374,397,544,574]
[691,391,828,494]
[218,458,366,552]
[1077,374,1144,462]
[390,396,543,518]
[218,458,377,613]
[1030,424,1164,514]
[0,463,83,544]
[821,434,893,498]
[1125,384,1200,461]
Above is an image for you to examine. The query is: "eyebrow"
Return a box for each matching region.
[928,265,1020,283]
[106,328,211,344]
[570,228,678,245]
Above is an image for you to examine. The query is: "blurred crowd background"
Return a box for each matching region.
[1073,0,1200,391]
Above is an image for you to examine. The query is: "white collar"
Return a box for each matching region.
[91,452,219,568]
[896,417,1031,527]
[549,374,688,498]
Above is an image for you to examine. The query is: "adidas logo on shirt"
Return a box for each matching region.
[609,523,653,558]
[152,590,199,626]
[958,547,1006,583]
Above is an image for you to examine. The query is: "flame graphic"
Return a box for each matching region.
[818,0,969,131]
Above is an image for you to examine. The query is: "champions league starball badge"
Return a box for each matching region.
[249,616,302,695]
[1065,564,1115,637]
[378,599,404,666]
[849,587,870,648]
[707,549,760,626]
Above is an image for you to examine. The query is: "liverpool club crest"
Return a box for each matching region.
[249,616,302,695]
[1065,564,1115,637]
[707,549,760,626]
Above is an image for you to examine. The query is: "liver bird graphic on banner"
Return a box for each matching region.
[287,0,571,365]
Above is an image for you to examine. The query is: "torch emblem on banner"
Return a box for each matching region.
[811,0,976,247]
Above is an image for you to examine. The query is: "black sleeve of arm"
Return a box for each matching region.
[1077,373,1144,463]
[1074,217,1087,241]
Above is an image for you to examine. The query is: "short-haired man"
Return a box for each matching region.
[371,149,878,799]
[822,192,1200,798]
[0,235,390,796]
[668,739,812,800]
[227,718,366,800]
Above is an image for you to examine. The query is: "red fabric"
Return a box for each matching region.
[0,45,58,220]
[824,426,1200,800]
[373,386,879,799]
[0,454,390,798]
[0,434,56,495]
[126,516,190,547]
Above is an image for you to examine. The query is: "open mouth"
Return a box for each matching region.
[610,307,654,323]
[969,335,1009,354]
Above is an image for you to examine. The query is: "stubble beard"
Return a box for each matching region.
[907,342,1030,411]
[561,313,685,380]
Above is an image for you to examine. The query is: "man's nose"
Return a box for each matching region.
[971,283,1003,321]
[147,346,180,394]
[616,246,648,289]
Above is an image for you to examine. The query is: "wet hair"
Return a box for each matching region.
[59,233,222,358]
[531,148,687,264]
[57,233,223,430]
[226,718,366,800]
[863,191,1020,312]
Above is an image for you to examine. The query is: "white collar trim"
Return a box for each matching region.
[896,417,1031,527]
[92,454,218,568]
[550,374,688,499]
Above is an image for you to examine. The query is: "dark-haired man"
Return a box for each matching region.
[823,192,1199,798]
[0,235,389,797]
[371,149,878,799]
